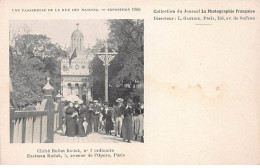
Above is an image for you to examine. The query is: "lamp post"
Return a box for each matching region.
[96,41,117,102]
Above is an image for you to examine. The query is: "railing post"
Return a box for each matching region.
[10,107,15,143]
[22,117,26,143]
[10,77,18,143]
[56,92,63,130]
[43,77,54,143]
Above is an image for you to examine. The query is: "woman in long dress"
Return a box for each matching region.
[133,103,141,141]
[122,99,134,143]
[65,102,77,137]
[138,103,144,143]
[106,108,114,135]
[86,102,94,135]
[76,104,87,137]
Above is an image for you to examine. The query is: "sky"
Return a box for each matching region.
[9,20,109,49]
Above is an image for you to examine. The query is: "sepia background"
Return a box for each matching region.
[1,0,260,165]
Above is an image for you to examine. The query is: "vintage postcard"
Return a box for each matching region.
[0,0,260,165]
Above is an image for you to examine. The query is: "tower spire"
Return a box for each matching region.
[76,23,79,30]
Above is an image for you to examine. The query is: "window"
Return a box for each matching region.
[67,83,72,95]
[80,39,81,50]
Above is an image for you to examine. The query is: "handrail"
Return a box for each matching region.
[14,110,47,113]
[12,111,48,119]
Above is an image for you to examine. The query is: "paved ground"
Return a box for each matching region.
[54,130,143,143]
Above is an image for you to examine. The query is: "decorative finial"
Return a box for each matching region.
[56,90,62,98]
[76,23,79,30]
[43,77,54,90]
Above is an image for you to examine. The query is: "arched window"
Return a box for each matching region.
[82,83,87,96]
[82,83,87,88]
[80,39,81,50]
[75,83,79,96]
[67,83,72,95]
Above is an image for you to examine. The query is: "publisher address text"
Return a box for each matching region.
[26,148,125,159]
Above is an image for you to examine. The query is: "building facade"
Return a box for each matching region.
[61,26,93,103]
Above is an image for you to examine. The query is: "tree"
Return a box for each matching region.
[108,19,144,86]
[90,20,144,103]
[10,34,67,107]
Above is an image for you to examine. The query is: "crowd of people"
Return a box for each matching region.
[63,98,144,143]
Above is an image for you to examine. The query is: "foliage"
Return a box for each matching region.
[108,19,144,85]
[10,34,67,107]
[90,19,144,103]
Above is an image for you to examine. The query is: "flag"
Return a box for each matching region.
[69,48,77,65]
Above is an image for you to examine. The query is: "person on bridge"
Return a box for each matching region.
[92,100,101,132]
[62,101,69,133]
[99,102,104,131]
[76,102,87,137]
[74,102,80,135]
[86,102,93,135]
[139,102,144,143]
[133,102,144,143]
[122,98,134,143]
[114,98,125,137]
[102,102,114,135]
[65,101,78,137]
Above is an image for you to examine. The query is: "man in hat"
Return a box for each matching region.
[114,98,125,137]
[92,100,101,132]
[122,98,134,143]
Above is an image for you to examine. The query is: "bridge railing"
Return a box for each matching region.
[10,109,49,143]
[10,77,63,143]
[54,101,63,133]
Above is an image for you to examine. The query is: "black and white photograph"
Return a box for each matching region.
[9,19,144,143]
